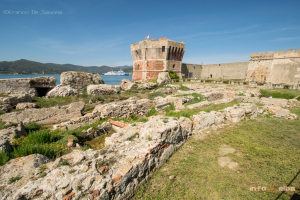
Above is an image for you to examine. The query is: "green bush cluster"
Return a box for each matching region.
[165,70,179,79]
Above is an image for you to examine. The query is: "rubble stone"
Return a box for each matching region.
[87,84,120,95]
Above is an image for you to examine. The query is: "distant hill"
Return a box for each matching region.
[0,59,133,74]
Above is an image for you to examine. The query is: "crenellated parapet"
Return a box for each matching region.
[247,49,300,85]
[250,49,300,61]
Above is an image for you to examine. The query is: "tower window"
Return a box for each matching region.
[173,64,175,69]
[162,46,165,52]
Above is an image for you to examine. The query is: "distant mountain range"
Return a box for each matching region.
[0,59,133,74]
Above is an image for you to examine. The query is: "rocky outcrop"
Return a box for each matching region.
[0,94,32,107]
[0,99,298,200]
[157,72,171,86]
[60,71,104,90]
[0,77,56,97]
[0,123,26,152]
[93,97,154,119]
[0,104,12,112]
[46,85,78,98]
[87,84,121,96]
[46,71,105,97]
[137,82,158,90]
[120,79,137,90]
[16,102,37,110]
[0,102,85,125]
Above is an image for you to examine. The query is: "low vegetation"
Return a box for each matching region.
[146,106,158,117]
[175,93,207,105]
[179,84,190,91]
[134,108,300,200]
[127,132,139,141]
[260,89,300,99]
[147,92,166,100]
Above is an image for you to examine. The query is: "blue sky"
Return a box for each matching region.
[1,0,299,66]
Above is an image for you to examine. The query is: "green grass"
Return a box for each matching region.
[127,132,139,141]
[134,108,300,200]
[175,93,208,106]
[165,101,238,119]
[0,150,9,166]
[0,109,6,115]
[146,106,158,117]
[297,96,300,101]
[24,122,42,132]
[179,84,190,91]
[8,176,21,184]
[147,92,166,100]
[83,104,95,113]
[0,121,5,130]
[260,89,300,99]
[164,103,175,113]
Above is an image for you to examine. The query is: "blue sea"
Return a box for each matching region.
[0,74,132,85]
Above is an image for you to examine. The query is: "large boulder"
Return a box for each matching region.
[60,71,104,90]
[87,84,120,95]
[46,85,78,98]
[157,72,171,86]
[120,79,137,90]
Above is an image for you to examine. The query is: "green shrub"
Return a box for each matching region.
[165,70,179,79]
[0,150,9,166]
[0,121,5,130]
[297,96,300,101]
[13,130,61,145]
[58,160,69,167]
[24,123,41,132]
[146,106,158,117]
[165,103,175,113]
[11,143,68,159]
[147,92,166,100]
[0,109,6,115]
[127,132,139,141]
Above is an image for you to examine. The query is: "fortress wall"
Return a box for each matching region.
[246,49,300,84]
[201,62,248,80]
[182,62,248,80]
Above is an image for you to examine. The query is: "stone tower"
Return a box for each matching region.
[131,38,185,81]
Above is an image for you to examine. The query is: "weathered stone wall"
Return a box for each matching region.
[131,38,185,81]
[0,77,56,96]
[182,62,248,80]
[246,49,300,84]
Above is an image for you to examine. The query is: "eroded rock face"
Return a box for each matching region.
[0,94,32,107]
[93,97,154,119]
[137,82,158,90]
[0,123,25,152]
[87,84,120,96]
[0,104,12,112]
[46,85,78,98]
[157,72,171,86]
[31,77,56,88]
[0,102,84,125]
[0,154,51,198]
[120,79,137,90]
[16,102,37,110]
[60,71,104,90]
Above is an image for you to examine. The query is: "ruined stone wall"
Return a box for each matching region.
[182,62,248,80]
[246,49,300,84]
[131,38,185,81]
[0,77,56,96]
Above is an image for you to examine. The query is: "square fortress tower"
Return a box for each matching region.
[131,38,185,81]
